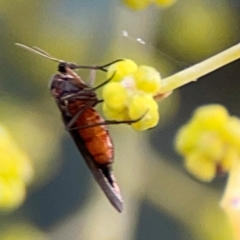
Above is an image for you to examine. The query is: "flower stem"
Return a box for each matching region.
[221,157,240,240]
[159,43,240,94]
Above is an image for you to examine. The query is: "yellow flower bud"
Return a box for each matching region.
[222,117,240,148]
[128,95,159,131]
[185,152,216,182]
[155,0,177,8]
[107,59,138,82]
[134,65,161,95]
[0,123,33,210]
[102,103,129,121]
[102,82,128,112]
[122,0,150,10]
[197,132,225,160]
[175,104,240,181]
[0,177,25,209]
[175,123,201,155]
[192,104,229,131]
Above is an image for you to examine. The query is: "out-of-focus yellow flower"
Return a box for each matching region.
[122,0,150,10]
[222,117,240,149]
[102,60,164,131]
[0,222,46,240]
[0,124,33,210]
[122,0,177,10]
[191,105,229,131]
[175,105,240,181]
[184,151,216,182]
[155,0,177,8]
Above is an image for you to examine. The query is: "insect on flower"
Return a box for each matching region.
[15,43,146,212]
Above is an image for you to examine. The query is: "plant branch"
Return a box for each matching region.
[158,43,240,94]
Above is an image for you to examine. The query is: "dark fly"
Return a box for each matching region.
[16,43,143,212]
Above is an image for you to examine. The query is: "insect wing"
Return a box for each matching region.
[62,114,123,212]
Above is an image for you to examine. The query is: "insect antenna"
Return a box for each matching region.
[15,43,123,72]
[15,43,63,63]
[32,46,53,57]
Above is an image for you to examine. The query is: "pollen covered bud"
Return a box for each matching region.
[134,66,161,94]
[128,95,159,131]
[192,104,229,130]
[107,59,138,82]
[122,0,177,10]
[155,0,177,8]
[102,82,128,112]
[184,151,216,182]
[122,0,150,10]
[0,124,34,210]
[102,59,164,131]
[175,104,240,182]
[102,103,129,121]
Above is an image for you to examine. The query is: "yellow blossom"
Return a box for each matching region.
[221,147,238,172]
[134,65,161,94]
[102,103,129,121]
[222,117,240,149]
[0,124,33,210]
[102,59,162,131]
[102,82,128,112]
[175,122,201,155]
[175,104,240,181]
[122,0,150,10]
[106,59,137,82]
[155,0,177,8]
[0,177,26,209]
[122,0,177,10]
[191,104,229,130]
[185,151,216,182]
[128,95,159,131]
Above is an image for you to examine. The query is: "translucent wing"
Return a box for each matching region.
[62,114,123,212]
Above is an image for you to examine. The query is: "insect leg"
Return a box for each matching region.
[96,99,104,104]
[87,69,116,88]
[66,102,95,130]
[65,98,105,130]
[96,59,124,71]
[91,72,116,91]
[72,59,123,72]
[68,111,148,131]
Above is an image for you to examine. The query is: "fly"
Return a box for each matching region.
[16,43,144,212]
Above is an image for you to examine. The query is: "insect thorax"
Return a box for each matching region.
[49,73,85,97]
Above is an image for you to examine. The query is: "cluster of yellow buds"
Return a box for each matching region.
[0,124,33,210]
[122,0,177,10]
[102,59,162,131]
[175,105,240,182]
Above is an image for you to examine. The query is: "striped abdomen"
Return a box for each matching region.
[68,100,114,166]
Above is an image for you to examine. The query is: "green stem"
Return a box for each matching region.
[159,43,240,94]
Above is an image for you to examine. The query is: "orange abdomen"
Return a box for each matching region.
[68,100,114,166]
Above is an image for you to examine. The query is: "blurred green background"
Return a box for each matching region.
[0,0,240,239]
